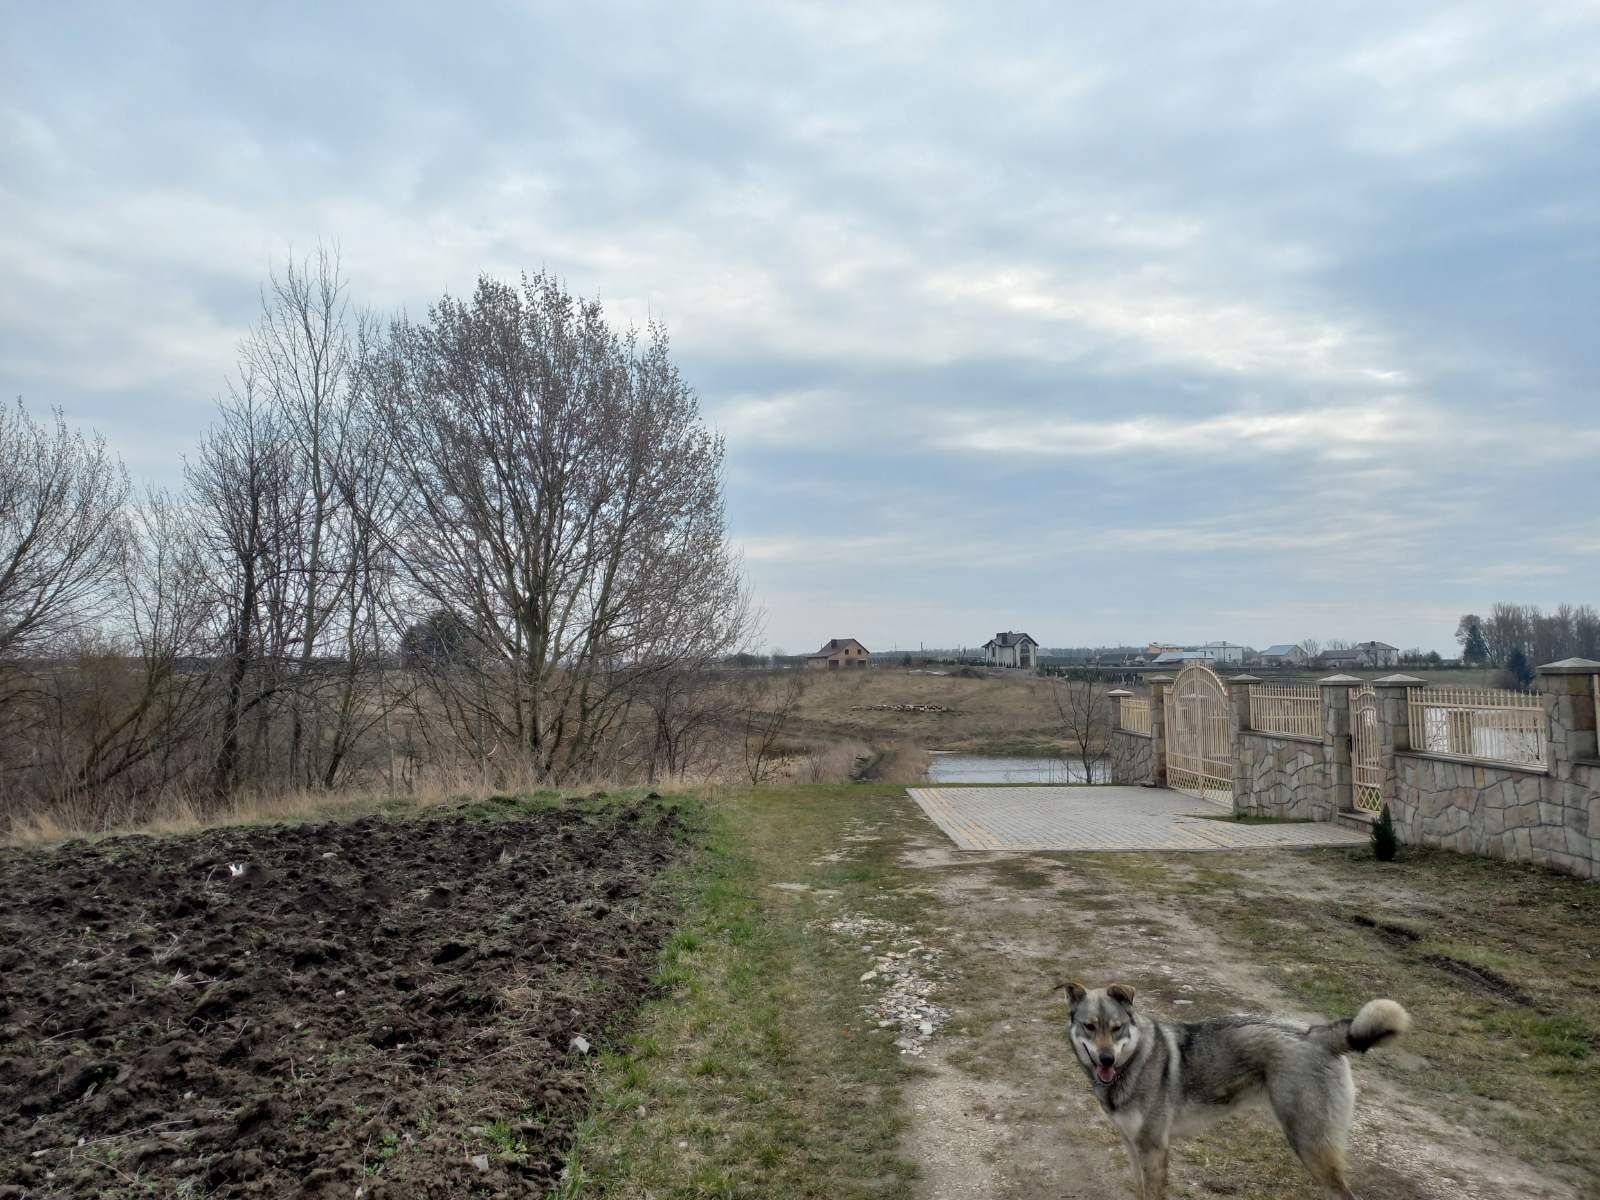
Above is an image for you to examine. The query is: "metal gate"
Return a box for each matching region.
[1351,685,1382,812]
[1167,663,1233,805]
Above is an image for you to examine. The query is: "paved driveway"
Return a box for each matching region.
[905,785,1367,851]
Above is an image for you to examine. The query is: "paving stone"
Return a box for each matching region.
[905,786,1368,852]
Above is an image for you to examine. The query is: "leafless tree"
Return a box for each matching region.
[641,666,734,782]
[188,377,299,797]
[366,271,751,783]
[0,400,128,660]
[1050,670,1111,782]
[742,669,806,784]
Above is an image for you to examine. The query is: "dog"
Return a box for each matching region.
[1063,982,1411,1199]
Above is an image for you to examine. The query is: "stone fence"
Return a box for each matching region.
[1109,659,1600,879]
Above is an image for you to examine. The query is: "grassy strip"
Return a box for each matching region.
[557,785,927,1199]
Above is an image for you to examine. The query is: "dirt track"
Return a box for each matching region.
[0,798,687,1198]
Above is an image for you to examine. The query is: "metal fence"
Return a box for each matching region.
[1249,683,1324,739]
[1120,696,1152,735]
[1407,686,1546,770]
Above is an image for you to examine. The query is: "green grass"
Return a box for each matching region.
[556,785,929,1199]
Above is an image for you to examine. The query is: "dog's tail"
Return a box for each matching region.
[1309,998,1412,1055]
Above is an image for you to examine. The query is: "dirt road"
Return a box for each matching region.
[879,798,1592,1200]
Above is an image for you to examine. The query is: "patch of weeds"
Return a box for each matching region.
[1481,1010,1594,1061]
[484,1117,529,1160]
[364,1130,402,1177]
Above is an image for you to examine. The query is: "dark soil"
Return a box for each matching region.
[0,797,690,1198]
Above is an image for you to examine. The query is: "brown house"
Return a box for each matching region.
[807,638,871,670]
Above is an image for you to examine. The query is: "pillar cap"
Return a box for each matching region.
[1372,674,1426,686]
[1227,674,1262,684]
[1317,674,1363,686]
[1536,657,1600,675]
[1107,688,1133,697]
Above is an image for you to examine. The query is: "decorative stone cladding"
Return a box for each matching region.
[1109,727,1153,785]
[1389,754,1577,870]
[1107,660,1600,879]
[1235,732,1329,821]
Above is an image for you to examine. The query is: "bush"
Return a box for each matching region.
[1371,803,1399,862]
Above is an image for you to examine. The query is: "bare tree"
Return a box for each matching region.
[367,271,750,782]
[642,666,734,782]
[0,401,128,660]
[742,669,806,784]
[188,378,298,797]
[1050,669,1110,782]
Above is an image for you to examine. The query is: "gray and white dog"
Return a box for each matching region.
[1064,982,1411,1199]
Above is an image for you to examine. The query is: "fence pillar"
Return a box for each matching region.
[1318,675,1362,819]
[1372,675,1425,827]
[1536,658,1600,773]
[1147,675,1173,787]
[1226,675,1260,810]
[1107,688,1132,729]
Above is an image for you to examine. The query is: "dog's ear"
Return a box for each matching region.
[1053,980,1088,1005]
[1107,983,1137,1007]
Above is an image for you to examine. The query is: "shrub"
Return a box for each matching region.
[1371,803,1399,862]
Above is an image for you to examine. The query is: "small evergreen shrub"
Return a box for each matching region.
[1371,803,1399,862]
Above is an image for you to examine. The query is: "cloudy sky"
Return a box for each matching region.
[5,2,1598,655]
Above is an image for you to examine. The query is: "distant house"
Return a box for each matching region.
[1259,643,1308,667]
[1151,649,1212,666]
[983,631,1039,669]
[1318,642,1399,670]
[1355,641,1400,668]
[1200,641,1250,665]
[1147,642,1247,667]
[1145,642,1183,658]
[807,638,870,670]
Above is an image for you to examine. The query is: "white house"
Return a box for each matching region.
[1200,641,1250,664]
[983,631,1039,669]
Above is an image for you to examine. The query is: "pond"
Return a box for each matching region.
[924,752,1110,784]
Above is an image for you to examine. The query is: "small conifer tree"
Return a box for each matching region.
[1372,803,1399,862]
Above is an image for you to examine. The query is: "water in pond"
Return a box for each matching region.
[925,753,1109,784]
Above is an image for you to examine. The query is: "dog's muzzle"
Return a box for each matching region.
[1094,1053,1118,1084]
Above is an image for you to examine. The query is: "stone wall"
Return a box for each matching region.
[1389,753,1575,870]
[1372,660,1600,879]
[1234,731,1330,821]
[1110,660,1600,879]
[1109,729,1153,785]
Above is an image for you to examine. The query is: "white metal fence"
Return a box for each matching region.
[1249,683,1324,739]
[1120,697,1152,735]
[1407,686,1546,770]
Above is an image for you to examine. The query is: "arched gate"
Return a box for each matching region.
[1167,663,1233,805]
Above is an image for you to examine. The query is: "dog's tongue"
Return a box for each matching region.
[1095,1064,1117,1085]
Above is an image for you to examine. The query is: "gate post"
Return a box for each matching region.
[1147,675,1173,787]
[1226,675,1260,811]
[1372,675,1425,827]
[1318,675,1362,822]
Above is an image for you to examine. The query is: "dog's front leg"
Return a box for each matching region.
[1118,1134,1147,1199]
[1136,1140,1169,1200]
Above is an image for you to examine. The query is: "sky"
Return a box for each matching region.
[4,2,1599,656]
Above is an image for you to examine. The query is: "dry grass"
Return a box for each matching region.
[0,762,671,848]
[786,667,1078,754]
